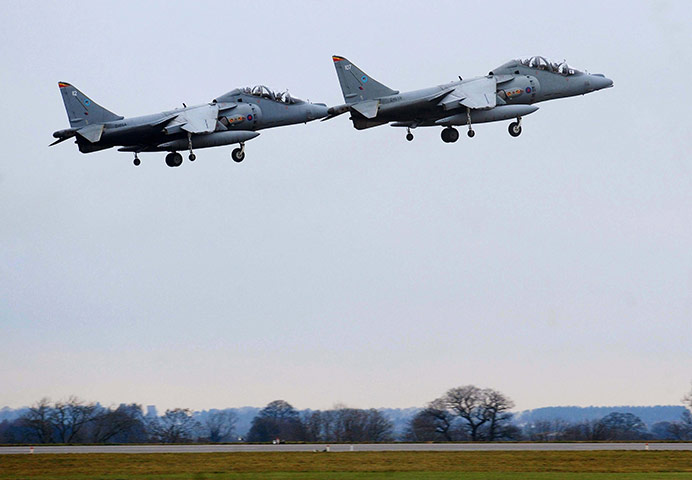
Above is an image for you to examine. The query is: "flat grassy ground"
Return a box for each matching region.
[1,451,691,480]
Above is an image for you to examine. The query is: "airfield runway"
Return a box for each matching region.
[1,443,691,454]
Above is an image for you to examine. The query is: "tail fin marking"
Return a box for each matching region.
[57,82,123,128]
[332,56,398,104]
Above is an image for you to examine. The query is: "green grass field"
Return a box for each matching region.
[1,451,691,479]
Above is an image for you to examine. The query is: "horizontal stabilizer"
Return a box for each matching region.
[76,124,105,143]
[350,100,380,119]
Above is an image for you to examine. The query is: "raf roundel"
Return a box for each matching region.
[361,76,368,83]
[247,114,253,121]
[84,99,91,106]
[526,87,532,94]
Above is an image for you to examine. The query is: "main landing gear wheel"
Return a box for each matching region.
[189,153,196,161]
[165,152,183,167]
[133,154,141,166]
[441,127,459,143]
[467,129,475,138]
[231,145,246,163]
[508,121,522,137]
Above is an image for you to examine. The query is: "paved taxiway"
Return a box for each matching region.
[2,443,691,454]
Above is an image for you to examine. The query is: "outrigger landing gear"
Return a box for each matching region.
[441,127,459,143]
[406,127,414,142]
[133,153,141,166]
[508,117,523,137]
[187,132,196,161]
[231,143,246,163]
[466,108,475,138]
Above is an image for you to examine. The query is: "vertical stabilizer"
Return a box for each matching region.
[332,56,398,104]
[57,82,123,128]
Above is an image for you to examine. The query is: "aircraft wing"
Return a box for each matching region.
[165,104,219,135]
[439,77,497,110]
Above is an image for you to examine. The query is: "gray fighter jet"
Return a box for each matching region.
[329,55,612,142]
[52,83,328,166]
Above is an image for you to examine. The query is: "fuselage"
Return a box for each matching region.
[68,88,328,153]
[345,57,612,129]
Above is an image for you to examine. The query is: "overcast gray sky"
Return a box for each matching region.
[1,0,690,413]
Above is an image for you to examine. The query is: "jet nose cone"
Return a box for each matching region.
[592,74,614,90]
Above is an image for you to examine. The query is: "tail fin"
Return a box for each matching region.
[57,82,123,128]
[332,56,398,104]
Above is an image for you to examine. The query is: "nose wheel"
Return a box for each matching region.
[231,143,246,163]
[187,133,196,161]
[508,117,523,137]
[405,127,414,142]
[466,108,475,138]
[133,153,141,166]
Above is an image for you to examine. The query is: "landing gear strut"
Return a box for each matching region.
[508,117,523,137]
[165,152,183,167]
[466,109,475,138]
[231,143,246,163]
[406,127,414,142]
[441,127,459,143]
[187,132,196,161]
[133,153,141,166]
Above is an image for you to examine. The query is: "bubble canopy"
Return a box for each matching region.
[518,56,580,76]
[215,85,304,104]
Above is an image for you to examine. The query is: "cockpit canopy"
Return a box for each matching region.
[241,85,303,104]
[215,85,304,104]
[517,56,580,76]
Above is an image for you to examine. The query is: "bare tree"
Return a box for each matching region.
[439,385,516,441]
[203,410,237,442]
[365,409,394,442]
[19,398,53,443]
[442,386,487,441]
[89,404,146,443]
[149,408,200,443]
[406,399,456,441]
[49,396,98,443]
[483,388,515,440]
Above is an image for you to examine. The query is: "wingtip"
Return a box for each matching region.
[332,55,346,62]
[58,81,71,88]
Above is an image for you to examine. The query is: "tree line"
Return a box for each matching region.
[2,384,691,444]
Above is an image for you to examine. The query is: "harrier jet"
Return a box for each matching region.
[329,55,612,143]
[52,83,328,166]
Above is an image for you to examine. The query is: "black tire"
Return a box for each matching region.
[508,122,522,137]
[189,153,196,161]
[406,133,414,142]
[448,128,459,143]
[231,148,245,163]
[166,152,183,167]
[467,130,475,138]
[133,158,141,166]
